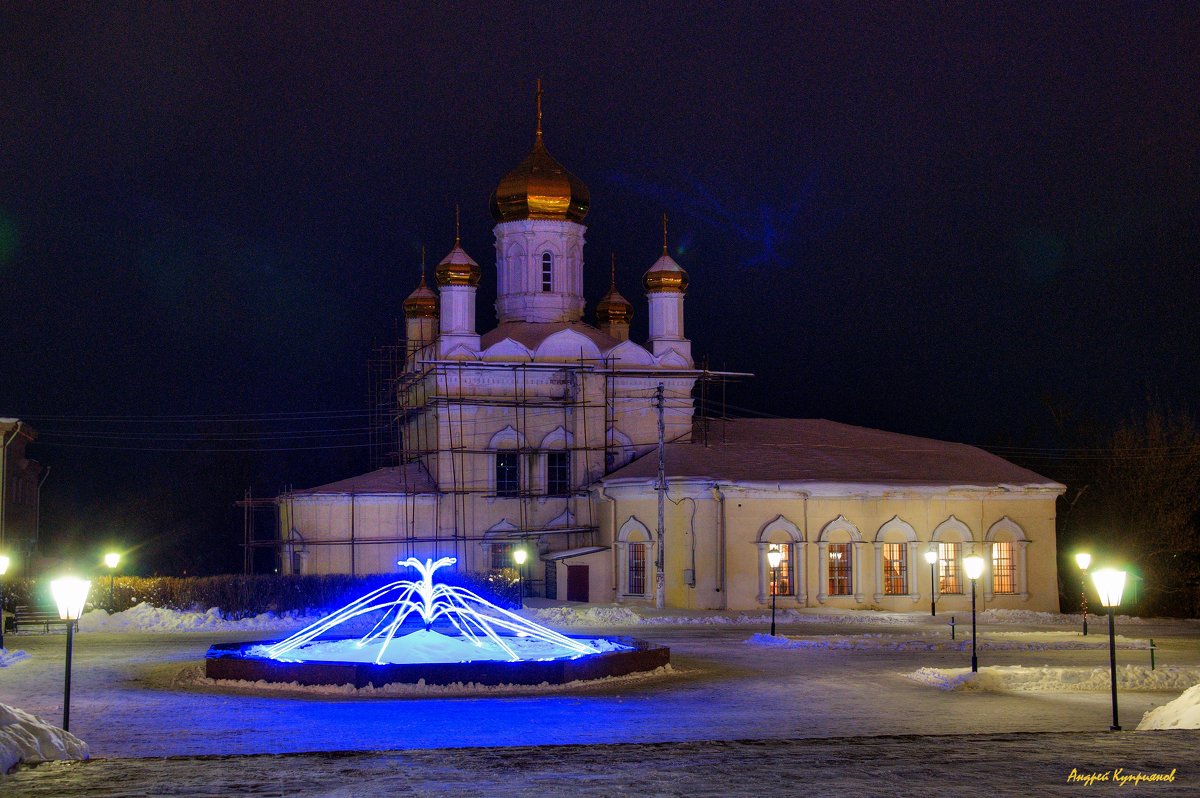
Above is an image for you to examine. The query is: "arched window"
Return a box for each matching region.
[541,252,553,292]
[932,516,974,595]
[758,515,804,602]
[618,518,652,597]
[488,426,525,498]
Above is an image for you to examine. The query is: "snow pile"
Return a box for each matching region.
[980,608,1147,626]
[529,605,920,628]
[79,603,322,633]
[1138,683,1200,730]
[529,606,643,627]
[746,631,1147,652]
[0,703,88,776]
[200,663,678,697]
[0,649,30,668]
[908,664,1200,693]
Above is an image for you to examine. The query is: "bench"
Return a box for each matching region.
[11,605,77,633]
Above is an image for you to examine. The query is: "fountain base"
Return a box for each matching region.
[205,635,669,687]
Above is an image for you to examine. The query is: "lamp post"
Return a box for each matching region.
[0,554,10,650]
[512,548,527,610]
[1092,568,1127,731]
[1075,552,1091,636]
[50,577,91,732]
[924,549,938,616]
[963,555,984,673]
[103,552,121,612]
[767,546,783,636]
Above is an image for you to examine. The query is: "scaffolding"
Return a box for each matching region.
[262,328,748,589]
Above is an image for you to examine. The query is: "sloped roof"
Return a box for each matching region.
[290,464,437,495]
[481,321,620,352]
[603,418,1063,491]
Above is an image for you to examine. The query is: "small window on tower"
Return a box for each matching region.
[541,252,553,292]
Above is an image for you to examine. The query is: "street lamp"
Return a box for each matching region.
[963,554,985,673]
[1075,552,1091,636]
[767,546,783,636]
[1092,568,1127,731]
[50,577,91,732]
[924,549,938,616]
[512,547,528,610]
[103,552,121,612]
[0,554,10,651]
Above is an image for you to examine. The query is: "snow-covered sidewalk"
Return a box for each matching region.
[4,731,1197,797]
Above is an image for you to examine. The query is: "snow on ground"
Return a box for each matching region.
[907,664,1200,692]
[529,603,1157,628]
[0,649,30,668]
[747,630,1149,652]
[78,603,323,634]
[0,704,88,775]
[5,731,1199,798]
[3,603,1199,794]
[68,600,1167,635]
[1139,683,1200,730]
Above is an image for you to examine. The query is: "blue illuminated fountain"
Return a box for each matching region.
[206,556,669,687]
[266,557,598,664]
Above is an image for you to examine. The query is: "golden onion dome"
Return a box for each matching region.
[403,272,438,318]
[643,253,689,294]
[490,134,590,224]
[596,284,633,325]
[490,84,589,223]
[434,242,481,287]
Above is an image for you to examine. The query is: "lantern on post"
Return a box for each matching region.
[766,546,783,636]
[1091,568,1127,731]
[512,548,528,610]
[1075,552,1091,636]
[963,555,985,673]
[50,577,91,732]
[923,549,938,616]
[104,552,121,612]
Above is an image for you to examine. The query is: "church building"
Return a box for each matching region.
[277,92,1064,614]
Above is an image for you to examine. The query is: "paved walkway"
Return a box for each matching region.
[7,730,1198,797]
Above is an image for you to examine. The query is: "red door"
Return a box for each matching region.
[567,565,589,603]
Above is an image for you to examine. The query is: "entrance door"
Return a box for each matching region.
[567,565,589,603]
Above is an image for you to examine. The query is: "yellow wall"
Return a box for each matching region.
[597,483,1061,613]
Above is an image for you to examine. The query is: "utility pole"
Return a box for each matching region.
[655,382,666,609]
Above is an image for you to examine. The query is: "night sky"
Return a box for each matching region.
[2,3,1197,574]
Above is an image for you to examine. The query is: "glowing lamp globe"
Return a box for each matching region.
[963,555,985,581]
[1091,569,1127,608]
[766,548,783,569]
[104,552,120,569]
[51,578,91,621]
[0,554,10,576]
[923,550,938,565]
[1075,552,1091,571]
[512,548,528,566]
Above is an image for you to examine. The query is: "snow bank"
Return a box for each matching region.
[0,649,30,668]
[529,605,923,628]
[0,703,88,776]
[746,631,1148,652]
[908,664,1200,693]
[1138,682,1200,730]
[78,603,323,634]
[980,608,1149,625]
[530,604,1162,629]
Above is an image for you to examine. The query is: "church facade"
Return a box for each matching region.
[277,96,1064,614]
